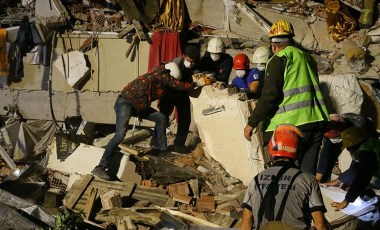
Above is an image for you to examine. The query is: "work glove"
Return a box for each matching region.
[227,85,238,95]
[192,73,213,87]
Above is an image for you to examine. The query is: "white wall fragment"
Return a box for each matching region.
[53,50,90,88]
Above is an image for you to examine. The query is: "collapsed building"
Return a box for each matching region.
[0,0,380,229]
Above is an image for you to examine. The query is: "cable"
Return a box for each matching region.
[48,31,62,131]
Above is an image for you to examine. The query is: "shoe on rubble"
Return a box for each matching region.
[168,145,190,154]
[91,166,111,181]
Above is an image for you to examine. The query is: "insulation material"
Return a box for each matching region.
[190,86,265,185]
[319,73,363,114]
[53,50,90,88]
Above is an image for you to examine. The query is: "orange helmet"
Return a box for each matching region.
[268,124,303,159]
[269,20,295,38]
[233,53,250,70]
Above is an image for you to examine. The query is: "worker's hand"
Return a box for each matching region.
[331,199,349,211]
[244,124,254,141]
[203,75,214,85]
[194,78,206,87]
[227,86,238,95]
[322,178,342,187]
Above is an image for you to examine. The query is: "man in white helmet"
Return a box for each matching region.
[91,62,212,181]
[199,37,233,84]
[160,46,202,153]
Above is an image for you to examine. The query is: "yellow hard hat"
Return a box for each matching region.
[269,20,295,38]
[341,126,368,149]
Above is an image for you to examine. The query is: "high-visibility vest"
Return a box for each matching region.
[265,46,329,132]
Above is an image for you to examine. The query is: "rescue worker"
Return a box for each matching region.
[241,124,328,230]
[230,47,270,99]
[324,126,379,211]
[160,46,201,153]
[199,37,233,84]
[91,62,212,181]
[243,20,329,174]
[316,113,377,183]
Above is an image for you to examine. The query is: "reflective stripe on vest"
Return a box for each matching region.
[265,46,329,132]
[276,97,326,114]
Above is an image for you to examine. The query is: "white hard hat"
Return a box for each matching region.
[165,62,182,80]
[252,46,271,64]
[207,37,225,53]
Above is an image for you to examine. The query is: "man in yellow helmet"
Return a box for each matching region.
[323,126,379,210]
[243,20,330,174]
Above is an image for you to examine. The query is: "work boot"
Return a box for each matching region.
[168,145,190,154]
[91,166,111,181]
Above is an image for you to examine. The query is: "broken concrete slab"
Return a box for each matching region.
[190,86,264,185]
[46,140,140,188]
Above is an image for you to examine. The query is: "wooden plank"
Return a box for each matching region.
[117,25,135,39]
[155,206,222,228]
[172,193,193,204]
[159,211,188,230]
[65,174,94,209]
[95,209,161,226]
[118,144,140,156]
[83,187,98,220]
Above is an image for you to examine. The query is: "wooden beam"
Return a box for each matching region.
[83,187,98,220]
[65,174,94,209]
[155,206,222,228]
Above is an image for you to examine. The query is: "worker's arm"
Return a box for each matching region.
[240,208,254,230]
[311,211,328,230]
[247,56,285,128]
[249,81,260,94]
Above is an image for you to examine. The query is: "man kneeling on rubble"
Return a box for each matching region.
[241,124,328,230]
[91,62,213,181]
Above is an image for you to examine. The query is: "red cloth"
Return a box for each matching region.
[148,31,182,71]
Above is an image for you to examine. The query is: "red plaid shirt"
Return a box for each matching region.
[120,65,194,113]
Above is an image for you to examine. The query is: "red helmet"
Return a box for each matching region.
[268,124,303,159]
[233,53,250,70]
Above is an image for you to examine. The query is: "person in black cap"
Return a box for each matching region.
[160,46,201,153]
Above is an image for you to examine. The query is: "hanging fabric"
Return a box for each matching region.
[325,0,357,43]
[0,28,8,77]
[147,31,182,71]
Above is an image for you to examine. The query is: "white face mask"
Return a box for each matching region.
[184,59,194,69]
[210,53,221,62]
[256,64,265,71]
[257,65,266,71]
[235,70,246,78]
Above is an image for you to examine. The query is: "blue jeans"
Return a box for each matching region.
[99,96,167,168]
[339,161,359,187]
